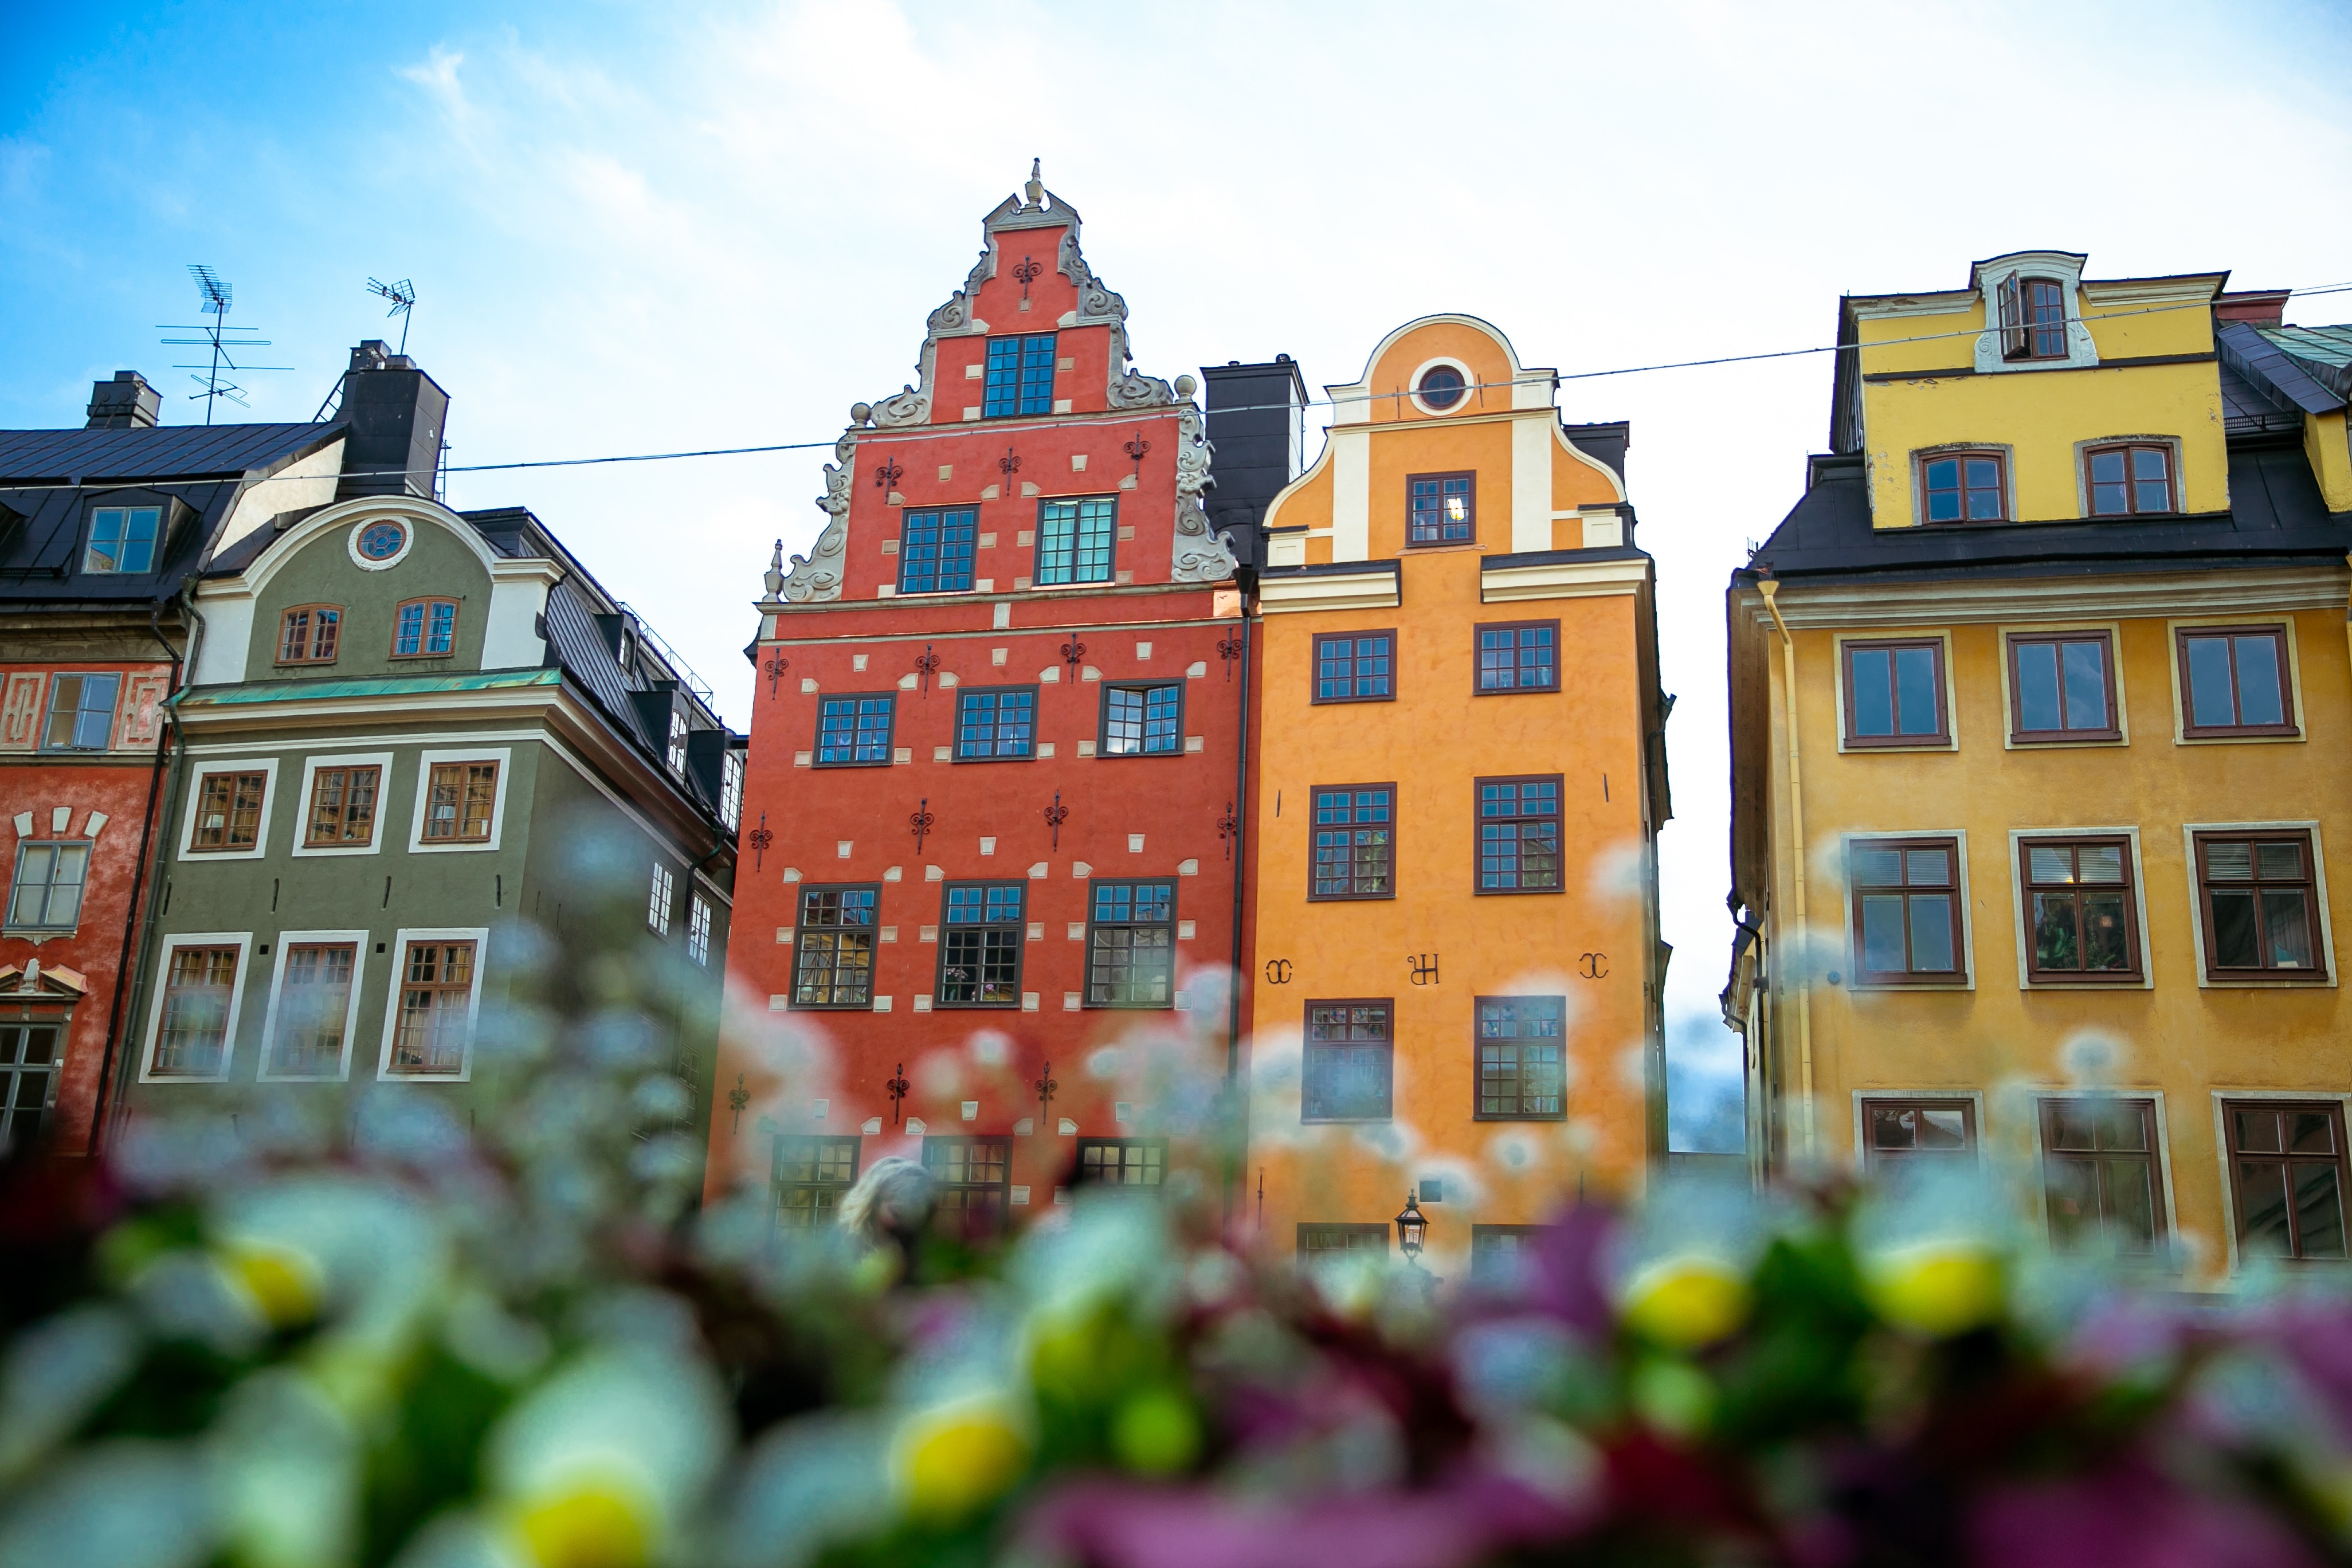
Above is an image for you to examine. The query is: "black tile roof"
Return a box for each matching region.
[0,422,338,484]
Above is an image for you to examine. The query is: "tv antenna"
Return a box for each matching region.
[367,276,417,354]
[159,265,290,424]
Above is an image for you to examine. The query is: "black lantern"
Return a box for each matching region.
[1394,1191,1428,1263]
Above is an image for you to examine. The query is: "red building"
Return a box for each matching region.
[712,168,1248,1228]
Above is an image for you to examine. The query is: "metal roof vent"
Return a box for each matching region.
[85,371,162,430]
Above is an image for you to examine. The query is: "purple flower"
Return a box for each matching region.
[1973,1459,2322,1568]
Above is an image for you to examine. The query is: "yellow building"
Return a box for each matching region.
[1242,315,1669,1277]
[1726,253,2352,1278]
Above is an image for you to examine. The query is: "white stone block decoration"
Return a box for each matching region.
[1116,1101,1134,1123]
[1081,666,1101,681]
[979,837,997,856]
[1059,1118,1078,1136]
[1070,454,1087,471]
[1016,1118,1034,1136]
[1185,735,1205,751]
[983,485,1000,500]
[926,864,945,881]
[813,1099,829,1120]
[1076,740,1096,756]
[907,1116,927,1135]
[975,579,994,593]
[884,866,903,882]
[783,868,802,883]
[1064,993,1081,1011]
[1177,920,1195,939]
[963,367,981,382]
[913,996,932,1013]
[992,648,1009,665]
[1118,526,1136,541]
[800,677,818,693]
[1014,577,1032,591]
[1052,399,1072,414]
[1028,863,1048,879]
[1136,641,1153,660]
[793,751,813,767]
[1022,993,1040,1011]
[961,1100,978,1121]
[1115,571,1134,585]
[1179,859,1199,876]
[11,813,32,837]
[894,748,912,764]
[899,673,918,689]
[879,926,897,943]
[940,460,958,475]
[1071,861,1091,878]
[963,406,981,421]
[1054,1187,1072,1205]
[1018,530,1034,546]
[1067,922,1085,940]
[978,532,996,548]
[1118,475,1138,491]
[769,995,789,1010]
[852,653,869,672]
[1039,667,1060,683]
[886,491,905,506]
[1128,834,1145,853]
[878,585,896,597]
[873,995,892,1013]
[837,840,853,859]
[863,1118,883,1134]
[1038,743,1055,758]
[939,672,959,688]
[993,602,1012,629]
[919,925,938,943]
[50,807,70,833]
[1026,922,1044,940]
[934,746,952,761]
[1021,482,1040,496]
[880,540,899,555]
[777,927,791,943]
[1011,1186,1031,1206]
[1187,661,1208,678]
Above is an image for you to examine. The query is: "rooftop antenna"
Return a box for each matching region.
[159,265,290,425]
[366,276,417,354]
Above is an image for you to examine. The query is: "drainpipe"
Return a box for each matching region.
[1219,609,1254,1240]
[1756,577,1816,1161]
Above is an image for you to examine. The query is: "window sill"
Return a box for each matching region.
[1082,1001,1175,1012]
[0,927,77,940]
[812,759,895,769]
[1310,695,1397,706]
[1474,685,1562,697]
[787,1001,877,1012]
[1474,885,1566,897]
[1837,738,1956,752]
[1307,892,1397,903]
[2009,731,2124,746]
[951,754,1036,764]
[1844,978,1973,991]
[2178,730,2303,744]
[2197,974,2337,990]
[2022,975,2149,989]
[1472,1112,1567,1123]
[1301,1114,1394,1125]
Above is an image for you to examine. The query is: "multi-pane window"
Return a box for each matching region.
[2225,1101,2350,1263]
[266,943,356,1078]
[1476,775,1561,893]
[0,1024,61,1156]
[1407,472,1475,544]
[2177,626,2295,738]
[1036,497,1115,585]
[1076,1138,1166,1186]
[955,687,1037,760]
[84,504,160,574]
[1920,450,2007,523]
[1302,1001,1393,1122]
[191,770,266,852]
[152,945,238,1077]
[667,710,688,775]
[688,895,713,966]
[1470,1225,1546,1281]
[392,597,458,657]
[939,883,1023,1006]
[923,1136,1013,1241]
[1842,638,1947,746]
[278,605,342,665]
[423,763,498,842]
[900,508,979,594]
[1849,838,1964,985]
[6,842,88,931]
[1476,623,1558,693]
[773,1135,861,1229]
[2008,631,2117,741]
[2021,838,2138,981]
[983,332,1057,418]
[305,765,380,848]
[816,696,895,766]
[2040,1097,2164,1255]
[1312,786,1394,900]
[1476,996,1565,1119]
[1086,880,1175,1007]
[1297,1223,1389,1260]
[720,748,744,832]
[793,886,878,1008]
[1998,275,2068,360]
[1314,632,1395,703]
[2086,443,2174,517]
[1102,683,1181,756]
[390,941,476,1075]
[1861,1099,1975,1171]
[40,673,120,752]
[648,862,675,935]
[2194,830,2323,978]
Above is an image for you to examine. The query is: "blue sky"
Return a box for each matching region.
[7,1,2350,1151]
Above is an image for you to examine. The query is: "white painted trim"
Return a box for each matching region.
[1996,620,2130,749]
[1970,253,2098,374]
[138,931,254,1084]
[1848,1088,1988,1173]
[1477,556,1646,604]
[176,756,281,862]
[374,927,490,1082]
[1405,356,1478,418]
[287,751,395,858]
[1323,313,1542,425]
[2163,614,2308,747]
[1741,566,2348,632]
[1256,569,1400,615]
[2025,1088,2180,1261]
[1837,829,1975,990]
[256,930,371,1082]
[2004,827,2155,991]
[1330,427,1370,563]
[2206,1089,2352,1276]
[2178,820,2337,987]
[1553,422,1627,503]
[348,516,417,572]
[1510,415,1552,554]
[482,558,564,671]
[405,747,513,854]
[1829,631,1959,754]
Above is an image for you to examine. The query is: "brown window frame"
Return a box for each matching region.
[2224,1100,2351,1264]
[1998,275,2069,361]
[791,884,880,1009]
[1301,998,1394,1123]
[1074,1137,1167,1187]
[1848,836,1967,987]
[190,769,267,852]
[387,939,477,1076]
[2005,630,2120,743]
[1473,620,1561,694]
[1406,471,1476,547]
[2018,836,2142,983]
[1473,995,1567,1121]
[1475,774,1563,895]
[422,762,499,844]
[304,764,382,848]
[1840,637,1950,748]
[276,603,343,665]
[1312,630,1397,704]
[935,880,1025,1008]
[151,943,239,1077]
[922,1134,1013,1242]
[2175,625,2298,739]
[390,595,460,659]
[771,1134,861,1229]
[2039,1096,2167,1255]
[1859,1097,1977,1170]
[2084,442,2177,518]
[1308,782,1395,901]
[2192,829,2327,981]
[1297,1222,1390,1259]
[265,940,358,1079]
[1917,449,2009,524]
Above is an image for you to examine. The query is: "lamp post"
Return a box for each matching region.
[1394,1190,1428,1267]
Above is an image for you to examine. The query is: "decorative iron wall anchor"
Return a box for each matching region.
[913,643,941,695]
[1217,632,1244,678]
[1013,254,1042,300]
[1043,790,1068,849]
[1218,801,1238,860]
[747,812,773,870]
[726,1073,749,1134]
[763,652,789,699]
[1060,637,1087,677]
[1408,952,1440,986]
[1579,952,1609,979]
[1263,958,1293,985]
[999,446,1022,480]
[1124,431,1151,478]
[909,798,934,856]
[871,454,903,491]
[1034,1060,1057,1120]
[887,1063,910,1123]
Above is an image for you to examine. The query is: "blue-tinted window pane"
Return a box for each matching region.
[1861,895,1908,971]
[900,508,977,594]
[983,337,1022,418]
[2133,449,2170,513]
[2236,635,2286,727]
[2060,641,2107,730]
[1408,475,1473,544]
[2016,642,2061,732]
[1477,779,1559,891]
[1894,647,1939,735]
[1037,497,1115,585]
[1922,458,1961,523]
[1019,334,1056,415]
[957,689,1035,758]
[1963,458,2004,520]
[2185,636,2237,727]
[395,603,424,655]
[817,696,893,765]
[1908,895,1955,971]
[1105,683,1181,755]
[427,601,456,654]
[1850,649,1893,735]
[2090,450,2130,515]
[1478,625,1557,691]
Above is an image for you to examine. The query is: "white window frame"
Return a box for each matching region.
[256,928,371,1082]
[406,747,513,854]
[1837,828,1975,990]
[5,838,94,934]
[688,893,712,965]
[2164,615,2307,747]
[375,926,490,1083]
[2005,826,2154,991]
[1830,630,1959,754]
[720,748,745,831]
[1849,1089,1987,1173]
[2179,820,2337,989]
[177,755,281,861]
[649,861,676,936]
[1971,256,2097,374]
[288,751,395,859]
[138,931,254,1084]
[2026,1087,2179,1262]
[1995,620,2130,749]
[2207,1088,2352,1275]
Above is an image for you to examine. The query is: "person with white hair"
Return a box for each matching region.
[836,1155,934,1281]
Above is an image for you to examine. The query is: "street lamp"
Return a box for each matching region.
[1394,1190,1428,1265]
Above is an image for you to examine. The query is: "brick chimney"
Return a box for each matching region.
[334,340,451,501]
[85,371,161,430]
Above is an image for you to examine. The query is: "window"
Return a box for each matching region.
[1302,1000,1392,1122]
[983,332,1056,418]
[391,597,458,657]
[1860,1098,1976,1171]
[2177,626,2295,738]
[191,770,267,852]
[688,895,713,966]
[900,508,978,594]
[816,695,895,766]
[1476,997,1565,1119]
[1998,275,2068,360]
[938,883,1023,1006]
[955,687,1037,760]
[2007,632,2118,742]
[1841,638,1947,746]
[1849,837,1964,985]
[2086,443,2174,517]
[0,1024,60,1157]
[6,842,89,931]
[266,943,356,1078]
[1076,1138,1166,1186]
[1311,786,1394,900]
[2225,1101,2350,1263]
[2040,1097,2165,1255]
[1476,775,1562,893]
[793,886,878,1008]
[389,940,476,1075]
[648,863,675,936]
[1415,364,1467,411]
[83,505,160,574]
[1036,497,1115,586]
[1313,632,1395,703]
[1407,472,1475,545]
[277,606,342,665]
[720,748,744,832]
[923,1136,1013,1241]
[1920,451,2007,523]
[1476,622,1558,693]
[1085,880,1174,1008]
[2021,838,2139,981]
[1470,1225,1547,1281]
[2194,830,2323,978]
[1297,1223,1390,1259]
[152,945,238,1077]
[40,673,120,752]
[1101,683,1181,756]
[305,765,381,848]
[773,1135,861,1229]
[667,710,688,775]
[423,763,498,842]
[356,520,408,561]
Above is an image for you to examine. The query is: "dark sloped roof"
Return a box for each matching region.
[2220,322,2346,417]
[2258,324,2352,401]
[2219,357,2308,437]
[0,422,337,484]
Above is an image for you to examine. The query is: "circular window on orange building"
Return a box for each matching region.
[1415,364,1466,410]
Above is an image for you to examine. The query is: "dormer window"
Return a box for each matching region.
[1998,276,2068,360]
[278,605,342,665]
[667,709,688,774]
[985,333,1056,417]
[720,748,744,832]
[84,504,160,574]
[392,598,457,657]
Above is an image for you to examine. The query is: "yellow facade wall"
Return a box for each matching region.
[2306,411,2352,512]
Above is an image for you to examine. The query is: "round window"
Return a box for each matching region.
[357,520,408,561]
[1416,364,1466,410]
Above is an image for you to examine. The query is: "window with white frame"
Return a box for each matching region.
[387,940,477,1076]
[688,894,712,966]
[720,748,744,832]
[151,943,242,1078]
[648,863,676,936]
[667,709,689,775]
[7,841,89,931]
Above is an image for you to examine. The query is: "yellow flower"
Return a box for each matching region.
[219,1238,326,1330]
[892,1395,1032,1524]
[507,1469,656,1568]
[1111,1388,1200,1476]
[1864,1238,2004,1338]
[1620,1256,1749,1350]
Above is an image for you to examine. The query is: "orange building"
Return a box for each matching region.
[1241,315,1669,1276]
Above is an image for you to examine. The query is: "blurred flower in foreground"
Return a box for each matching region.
[1863,1237,2005,1338]
[888,1391,1033,1524]
[1620,1255,1749,1350]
